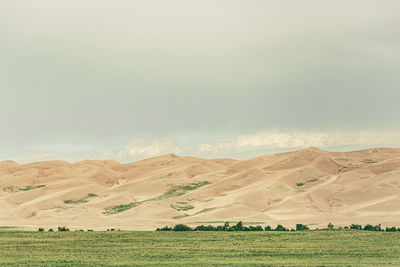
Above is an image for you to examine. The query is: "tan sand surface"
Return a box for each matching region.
[1,147,400,230]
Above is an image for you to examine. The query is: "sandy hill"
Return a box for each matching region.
[1,147,400,230]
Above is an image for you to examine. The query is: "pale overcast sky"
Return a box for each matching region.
[1,0,400,162]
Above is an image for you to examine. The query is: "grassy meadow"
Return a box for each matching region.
[0,230,399,266]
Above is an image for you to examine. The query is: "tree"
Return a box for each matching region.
[38,228,44,232]
[236,221,243,230]
[264,225,272,231]
[223,222,230,230]
[328,223,334,230]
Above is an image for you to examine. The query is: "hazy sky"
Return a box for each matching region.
[1,0,400,162]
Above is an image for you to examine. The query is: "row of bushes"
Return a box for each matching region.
[156,222,400,232]
[38,227,94,232]
[156,222,309,232]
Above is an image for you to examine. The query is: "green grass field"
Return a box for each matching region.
[0,230,399,266]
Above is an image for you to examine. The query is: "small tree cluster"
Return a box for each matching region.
[57,226,70,232]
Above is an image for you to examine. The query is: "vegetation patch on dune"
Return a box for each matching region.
[20,185,45,191]
[193,208,215,215]
[173,207,216,219]
[103,182,210,215]
[2,185,46,193]
[172,214,190,219]
[170,204,194,211]
[64,193,98,205]
[64,199,88,205]
[103,202,143,215]
[296,177,319,187]
[28,212,37,218]
[151,181,211,201]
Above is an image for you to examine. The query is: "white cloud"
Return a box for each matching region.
[116,138,181,162]
[8,131,400,163]
[193,130,400,156]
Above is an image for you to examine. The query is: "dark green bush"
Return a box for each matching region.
[173,224,192,231]
[274,225,288,231]
[350,224,362,230]
[296,224,309,231]
[236,221,243,230]
[157,226,172,231]
[38,228,44,232]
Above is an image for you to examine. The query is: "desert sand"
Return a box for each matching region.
[1,147,400,230]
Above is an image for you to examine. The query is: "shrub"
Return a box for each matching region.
[194,225,215,231]
[274,225,288,231]
[328,223,334,230]
[264,225,272,231]
[87,229,94,232]
[363,224,374,231]
[38,228,44,232]
[173,224,192,231]
[157,226,172,231]
[350,224,362,230]
[364,224,372,231]
[48,228,53,232]
[57,226,69,232]
[296,224,309,231]
[223,222,230,230]
[248,226,263,231]
[386,227,397,232]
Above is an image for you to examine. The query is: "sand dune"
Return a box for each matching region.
[1,147,400,230]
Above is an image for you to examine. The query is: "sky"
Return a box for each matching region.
[1,0,400,163]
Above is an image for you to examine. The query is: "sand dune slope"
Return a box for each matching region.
[1,147,400,230]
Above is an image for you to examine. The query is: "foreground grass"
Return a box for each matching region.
[0,231,399,266]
